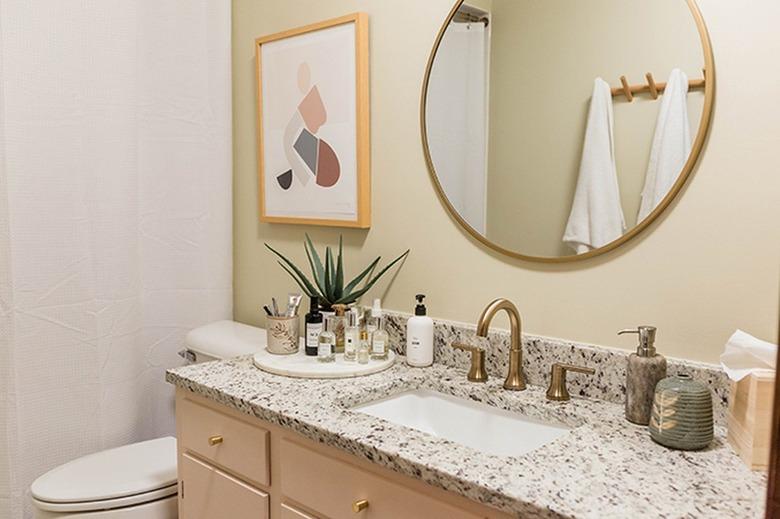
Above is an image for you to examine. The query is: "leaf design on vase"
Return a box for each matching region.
[651,390,681,433]
[650,415,677,430]
[270,322,296,349]
[654,391,679,409]
[270,323,286,338]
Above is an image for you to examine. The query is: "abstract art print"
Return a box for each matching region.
[256,13,370,227]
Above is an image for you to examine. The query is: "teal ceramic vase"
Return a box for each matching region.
[649,374,713,450]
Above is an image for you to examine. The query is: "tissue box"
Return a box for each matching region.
[727,370,775,470]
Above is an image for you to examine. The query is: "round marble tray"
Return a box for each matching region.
[252,348,396,379]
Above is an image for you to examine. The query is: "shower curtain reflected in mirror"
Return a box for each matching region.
[426,21,489,234]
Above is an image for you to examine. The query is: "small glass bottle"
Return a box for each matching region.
[344,308,360,362]
[331,304,348,354]
[317,317,336,363]
[366,298,381,338]
[357,329,370,364]
[370,316,389,360]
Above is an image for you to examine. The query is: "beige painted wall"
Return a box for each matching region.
[485,0,704,257]
[233,0,780,363]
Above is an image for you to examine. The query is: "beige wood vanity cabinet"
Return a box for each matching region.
[175,389,513,519]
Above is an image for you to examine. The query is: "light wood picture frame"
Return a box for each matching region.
[255,13,370,228]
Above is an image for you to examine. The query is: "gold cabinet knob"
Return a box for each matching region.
[208,435,223,446]
[352,499,369,513]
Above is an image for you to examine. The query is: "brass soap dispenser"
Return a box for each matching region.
[618,326,667,425]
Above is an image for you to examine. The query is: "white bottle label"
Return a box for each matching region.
[318,339,333,357]
[372,339,385,354]
[345,335,356,354]
[410,337,421,351]
[306,323,322,348]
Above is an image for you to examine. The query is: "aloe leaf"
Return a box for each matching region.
[304,234,326,287]
[342,256,381,296]
[277,262,315,297]
[324,247,334,303]
[335,250,409,304]
[304,239,326,296]
[265,243,319,296]
[327,246,336,284]
[334,236,344,300]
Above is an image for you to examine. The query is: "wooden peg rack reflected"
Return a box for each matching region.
[611,70,706,102]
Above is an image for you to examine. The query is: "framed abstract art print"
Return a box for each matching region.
[255,13,370,228]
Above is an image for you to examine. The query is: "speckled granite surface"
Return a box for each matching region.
[167,357,765,519]
[382,310,731,425]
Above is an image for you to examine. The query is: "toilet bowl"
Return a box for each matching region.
[31,321,267,518]
[31,437,178,519]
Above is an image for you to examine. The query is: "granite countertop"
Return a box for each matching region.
[166,357,766,519]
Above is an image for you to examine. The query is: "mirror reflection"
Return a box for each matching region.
[425,0,710,259]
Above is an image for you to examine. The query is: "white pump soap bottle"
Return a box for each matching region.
[406,294,434,367]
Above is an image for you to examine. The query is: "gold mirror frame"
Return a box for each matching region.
[420,0,715,264]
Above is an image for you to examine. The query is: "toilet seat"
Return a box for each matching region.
[32,484,177,513]
[31,437,177,513]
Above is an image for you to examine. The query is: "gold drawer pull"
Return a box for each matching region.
[208,435,223,446]
[352,499,369,513]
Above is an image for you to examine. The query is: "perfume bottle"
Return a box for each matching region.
[317,317,335,363]
[344,308,360,362]
[331,304,348,354]
[370,316,389,360]
[357,329,370,364]
[304,296,322,357]
[366,298,382,338]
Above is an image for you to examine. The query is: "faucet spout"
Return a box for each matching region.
[475,298,525,391]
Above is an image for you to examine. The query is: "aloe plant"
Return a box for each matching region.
[265,234,409,311]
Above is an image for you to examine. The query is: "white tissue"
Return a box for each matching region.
[720,330,777,381]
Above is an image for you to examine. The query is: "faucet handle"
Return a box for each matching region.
[546,363,595,401]
[451,342,488,383]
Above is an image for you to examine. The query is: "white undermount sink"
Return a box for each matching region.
[352,389,570,457]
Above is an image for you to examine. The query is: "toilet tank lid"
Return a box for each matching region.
[31,437,177,504]
[185,320,267,359]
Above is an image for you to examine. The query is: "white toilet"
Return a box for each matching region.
[30,321,267,518]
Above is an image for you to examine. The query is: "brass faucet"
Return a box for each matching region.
[476,298,525,391]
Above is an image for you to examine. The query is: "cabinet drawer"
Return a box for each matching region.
[180,453,269,519]
[280,440,483,519]
[179,397,270,487]
[281,503,318,519]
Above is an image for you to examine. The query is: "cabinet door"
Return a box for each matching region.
[180,453,269,519]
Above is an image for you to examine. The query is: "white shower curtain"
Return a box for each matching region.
[0,1,232,517]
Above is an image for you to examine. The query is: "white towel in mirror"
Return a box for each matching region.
[563,78,626,254]
[637,68,692,222]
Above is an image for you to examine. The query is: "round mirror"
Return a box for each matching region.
[422,0,714,262]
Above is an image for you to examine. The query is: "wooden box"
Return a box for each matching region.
[727,370,776,470]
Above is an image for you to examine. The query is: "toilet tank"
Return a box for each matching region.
[180,320,268,363]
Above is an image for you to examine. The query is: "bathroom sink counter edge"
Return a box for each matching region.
[166,357,765,518]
